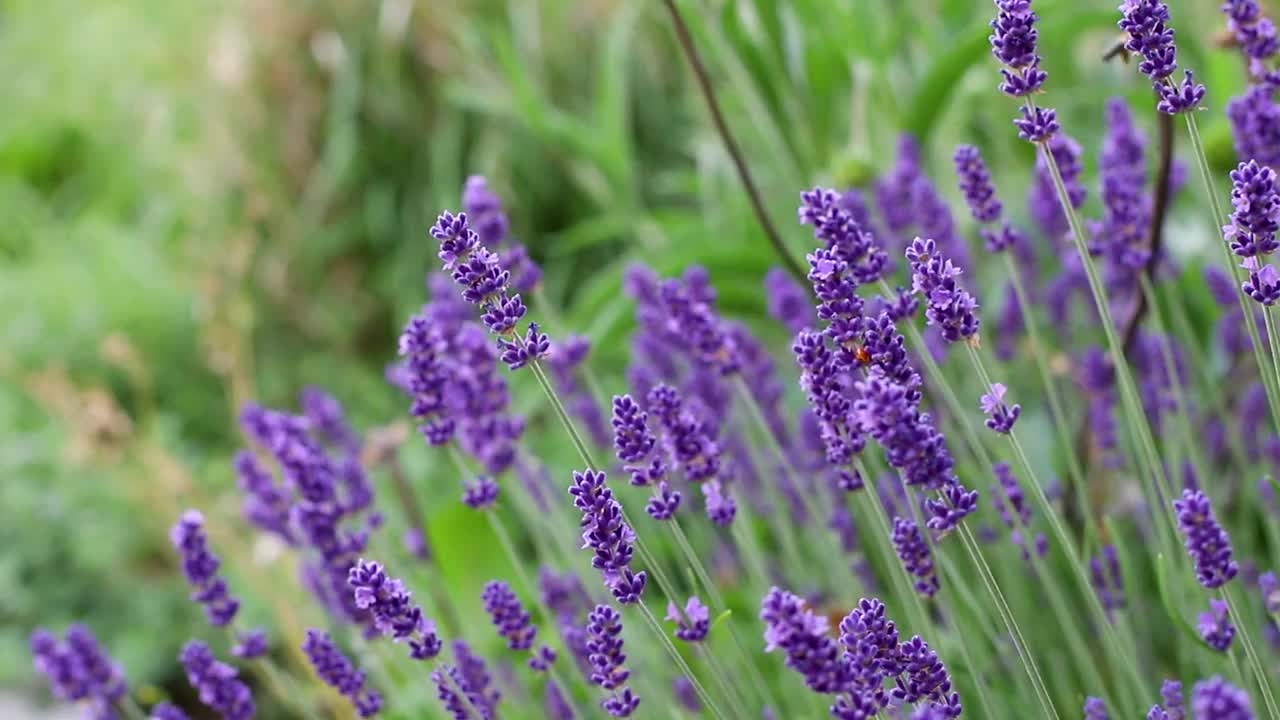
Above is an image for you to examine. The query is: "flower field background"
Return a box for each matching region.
[3,0,1280,718]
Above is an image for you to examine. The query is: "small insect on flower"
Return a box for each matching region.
[855,345,873,366]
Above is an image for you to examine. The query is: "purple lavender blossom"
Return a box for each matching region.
[546,681,575,719]
[180,641,255,720]
[954,145,1003,224]
[702,479,737,526]
[760,587,851,693]
[1197,598,1237,651]
[1090,545,1127,613]
[980,383,1022,434]
[1085,697,1111,719]
[1191,676,1253,719]
[906,237,980,343]
[1118,0,1206,113]
[1174,489,1239,588]
[610,394,664,487]
[991,463,1046,559]
[892,517,940,597]
[1099,98,1152,269]
[990,0,1048,96]
[150,704,190,720]
[1224,0,1279,72]
[1015,105,1060,143]
[569,469,647,604]
[232,629,268,660]
[31,629,89,702]
[1261,570,1280,613]
[1156,679,1185,720]
[666,596,711,643]
[893,635,960,714]
[673,676,702,712]
[799,187,888,285]
[348,559,442,659]
[1241,258,1280,305]
[453,640,501,716]
[302,630,382,718]
[586,605,640,717]
[498,322,550,371]
[62,625,128,712]
[877,136,924,243]
[1226,161,1280,259]
[1206,265,1241,306]
[1228,86,1280,170]
[482,581,538,651]
[463,176,542,292]
[645,481,682,520]
[646,384,720,483]
[170,510,241,627]
[397,314,456,445]
[765,267,816,334]
[462,476,501,510]
[794,330,865,468]
[233,451,293,542]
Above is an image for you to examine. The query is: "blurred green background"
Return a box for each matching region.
[0,0,1256,711]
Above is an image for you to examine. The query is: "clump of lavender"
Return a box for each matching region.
[179,641,255,720]
[1197,599,1237,652]
[991,463,1046,559]
[1223,0,1279,77]
[610,394,678,519]
[1098,97,1152,271]
[430,210,548,370]
[170,510,241,627]
[150,703,190,720]
[31,625,128,717]
[586,604,641,717]
[666,596,710,643]
[765,267,816,333]
[568,469,647,604]
[892,517,940,597]
[302,629,382,718]
[462,476,500,510]
[1090,545,1127,614]
[1227,161,1280,306]
[1191,676,1253,718]
[906,237,980,343]
[761,587,851,693]
[463,176,543,293]
[1148,679,1185,720]
[988,0,1059,141]
[980,383,1021,434]
[954,145,1026,254]
[1085,696,1110,719]
[1117,0,1206,114]
[1173,489,1239,588]
[348,559,442,659]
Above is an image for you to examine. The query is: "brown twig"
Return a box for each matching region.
[661,0,808,285]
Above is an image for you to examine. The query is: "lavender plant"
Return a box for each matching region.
[24,2,1280,720]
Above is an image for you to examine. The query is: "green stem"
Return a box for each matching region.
[635,600,729,720]
[1224,586,1280,719]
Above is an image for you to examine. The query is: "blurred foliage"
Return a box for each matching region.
[0,0,1256,702]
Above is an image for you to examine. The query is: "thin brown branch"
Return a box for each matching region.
[1120,112,1176,355]
[661,0,808,285]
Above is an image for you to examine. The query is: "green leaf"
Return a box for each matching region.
[1154,553,1217,652]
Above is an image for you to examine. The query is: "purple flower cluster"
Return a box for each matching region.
[348,559,442,659]
[431,641,501,720]
[586,605,641,717]
[150,703,190,720]
[569,469,647,604]
[647,384,722,483]
[463,176,543,293]
[906,237,980,343]
[462,476,501,510]
[954,144,1025,254]
[1099,98,1152,271]
[1118,0,1206,113]
[302,630,382,718]
[397,315,456,445]
[1085,696,1110,719]
[1227,161,1280,305]
[31,625,128,718]
[666,596,711,643]
[482,581,538,651]
[610,394,668,490]
[761,587,852,693]
[989,0,1048,97]
[892,517,940,597]
[980,383,1022,434]
[766,267,816,334]
[1191,676,1253,719]
[1090,545,1127,613]
[179,641,255,720]
[1261,570,1280,613]
[800,187,889,286]
[170,510,240,628]
[1173,489,1239,588]
[991,463,1046,559]
[547,335,610,447]
[1228,86,1280,172]
[1147,679,1184,720]
[1223,0,1279,74]
[1197,598,1237,651]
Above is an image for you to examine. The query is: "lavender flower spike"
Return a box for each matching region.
[568,469,647,604]
[586,605,640,717]
[954,145,1003,223]
[1085,696,1110,719]
[980,383,1022,434]
[170,510,241,627]
[150,703,191,720]
[893,517,940,597]
[906,237,981,343]
[1226,161,1280,259]
[666,596,711,643]
[482,581,538,651]
[760,587,851,693]
[989,0,1049,96]
[1191,676,1253,719]
[302,629,382,718]
[1173,489,1239,588]
[1197,598,1237,651]
[180,641,255,720]
[1117,0,1206,114]
[348,559,442,659]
